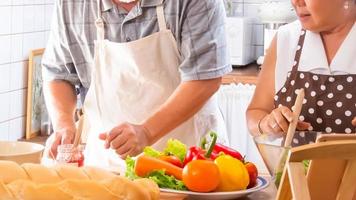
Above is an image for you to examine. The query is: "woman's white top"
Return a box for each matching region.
[275,21,356,92]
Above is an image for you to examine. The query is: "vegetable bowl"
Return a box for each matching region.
[254,131,319,187]
[254,133,289,187]
[125,131,269,199]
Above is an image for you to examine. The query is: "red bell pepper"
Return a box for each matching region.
[183,146,206,166]
[212,143,243,161]
[209,150,227,160]
[183,131,245,165]
[210,150,219,160]
[183,131,218,166]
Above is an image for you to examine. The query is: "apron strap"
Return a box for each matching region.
[95,0,105,40]
[156,5,167,31]
[290,29,307,77]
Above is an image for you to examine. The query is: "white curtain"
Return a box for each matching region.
[217,83,268,174]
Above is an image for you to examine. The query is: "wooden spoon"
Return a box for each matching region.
[72,111,85,151]
[284,88,305,147]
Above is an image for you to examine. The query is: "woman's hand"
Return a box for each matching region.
[260,105,311,134]
[99,123,151,159]
[352,117,356,127]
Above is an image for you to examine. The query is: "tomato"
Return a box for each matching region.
[245,162,258,188]
[182,160,220,192]
[159,155,183,168]
[214,155,250,191]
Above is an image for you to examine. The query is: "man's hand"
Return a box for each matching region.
[99,123,151,159]
[43,80,77,159]
[97,78,221,159]
[352,117,356,127]
[49,127,76,158]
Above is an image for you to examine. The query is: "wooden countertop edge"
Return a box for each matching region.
[222,75,258,85]
[222,63,260,85]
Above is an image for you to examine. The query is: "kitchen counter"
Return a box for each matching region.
[222,63,260,85]
[160,176,277,200]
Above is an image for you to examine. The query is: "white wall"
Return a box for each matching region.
[0,0,54,141]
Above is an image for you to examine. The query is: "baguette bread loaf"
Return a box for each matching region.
[0,161,159,200]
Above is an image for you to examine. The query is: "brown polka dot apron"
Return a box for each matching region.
[274,29,356,146]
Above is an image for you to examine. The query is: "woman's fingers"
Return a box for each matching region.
[279,106,311,131]
[272,109,290,132]
[352,117,356,127]
[266,115,277,129]
[297,121,311,130]
[263,106,313,134]
[265,115,283,133]
[265,106,292,133]
[280,106,294,122]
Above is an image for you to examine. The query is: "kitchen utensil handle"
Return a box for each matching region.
[72,114,84,149]
[284,89,305,147]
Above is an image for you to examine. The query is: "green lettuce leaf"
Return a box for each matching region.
[163,139,187,162]
[147,170,187,191]
[302,160,310,173]
[143,146,163,158]
[125,156,139,180]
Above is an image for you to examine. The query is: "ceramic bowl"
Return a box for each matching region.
[0,141,45,164]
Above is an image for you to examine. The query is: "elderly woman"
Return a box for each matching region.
[247,0,356,143]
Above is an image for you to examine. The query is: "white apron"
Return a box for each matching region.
[82,0,226,171]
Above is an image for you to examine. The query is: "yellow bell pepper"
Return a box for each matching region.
[214,155,250,191]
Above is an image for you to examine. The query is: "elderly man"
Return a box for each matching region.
[42,0,231,168]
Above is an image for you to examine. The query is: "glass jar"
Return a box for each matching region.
[56,144,85,167]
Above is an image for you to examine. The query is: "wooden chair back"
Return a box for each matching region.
[276,134,356,200]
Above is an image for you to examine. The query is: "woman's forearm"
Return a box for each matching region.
[246,109,269,137]
[245,36,277,137]
[143,78,222,144]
